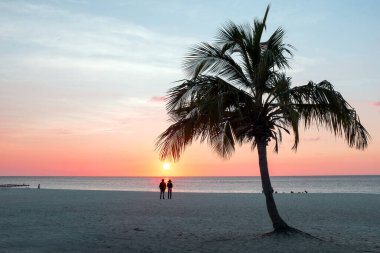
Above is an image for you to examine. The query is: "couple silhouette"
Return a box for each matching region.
[159,179,173,199]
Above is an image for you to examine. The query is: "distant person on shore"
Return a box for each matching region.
[38,184,40,189]
[159,179,166,199]
[167,179,173,199]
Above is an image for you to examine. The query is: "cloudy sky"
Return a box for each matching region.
[0,0,379,176]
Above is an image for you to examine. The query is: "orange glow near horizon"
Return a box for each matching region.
[0,103,379,177]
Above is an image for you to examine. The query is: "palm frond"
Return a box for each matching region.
[216,21,255,83]
[289,81,370,149]
[156,118,196,161]
[262,27,294,69]
[156,75,254,160]
[183,42,251,87]
[209,121,236,158]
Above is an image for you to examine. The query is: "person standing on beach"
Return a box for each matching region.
[167,179,173,199]
[159,179,166,199]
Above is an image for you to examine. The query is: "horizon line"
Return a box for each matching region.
[1,174,379,177]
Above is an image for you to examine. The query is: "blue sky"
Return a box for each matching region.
[0,0,379,176]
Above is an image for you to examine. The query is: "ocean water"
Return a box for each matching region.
[0,176,379,194]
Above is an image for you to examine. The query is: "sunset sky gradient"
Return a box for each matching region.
[0,0,379,176]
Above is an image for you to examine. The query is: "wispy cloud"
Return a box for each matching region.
[287,56,325,74]
[150,96,166,103]
[0,1,196,72]
[371,101,380,107]
[0,95,166,138]
[302,137,321,142]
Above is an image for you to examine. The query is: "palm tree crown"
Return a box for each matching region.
[156,6,369,162]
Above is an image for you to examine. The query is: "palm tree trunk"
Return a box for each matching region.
[257,137,290,232]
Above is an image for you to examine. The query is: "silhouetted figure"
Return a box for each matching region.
[305,190,308,194]
[37,184,40,189]
[290,191,294,194]
[159,179,166,199]
[167,179,173,199]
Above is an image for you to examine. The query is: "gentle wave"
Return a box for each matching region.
[0,176,379,194]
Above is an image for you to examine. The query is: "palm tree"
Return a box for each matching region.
[155,5,370,233]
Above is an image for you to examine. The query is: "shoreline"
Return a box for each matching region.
[1,189,379,252]
[2,187,380,195]
[1,176,379,194]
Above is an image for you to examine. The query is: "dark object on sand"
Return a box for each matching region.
[0,184,30,188]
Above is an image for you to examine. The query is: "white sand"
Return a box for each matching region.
[0,189,379,253]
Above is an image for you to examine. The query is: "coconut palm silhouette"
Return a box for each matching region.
[156,5,369,233]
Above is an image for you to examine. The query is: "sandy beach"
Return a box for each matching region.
[0,189,379,253]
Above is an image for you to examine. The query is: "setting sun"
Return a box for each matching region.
[163,162,170,170]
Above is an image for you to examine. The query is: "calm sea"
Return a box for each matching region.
[0,176,379,194]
